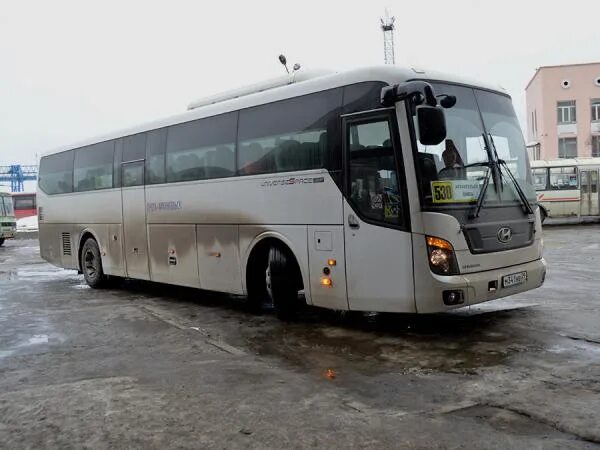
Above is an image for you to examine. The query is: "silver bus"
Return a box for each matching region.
[38,66,546,319]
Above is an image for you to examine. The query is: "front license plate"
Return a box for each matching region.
[502,271,527,288]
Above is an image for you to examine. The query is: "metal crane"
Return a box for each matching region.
[0,165,38,192]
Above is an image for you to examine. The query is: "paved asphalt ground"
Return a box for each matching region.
[1,226,599,449]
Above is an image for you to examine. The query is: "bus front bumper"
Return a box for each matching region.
[1,228,16,239]
[418,258,547,313]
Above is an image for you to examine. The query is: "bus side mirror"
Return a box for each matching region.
[417,105,447,146]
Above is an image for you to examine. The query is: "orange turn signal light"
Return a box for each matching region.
[327,259,336,266]
[320,277,332,287]
[426,236,454,251]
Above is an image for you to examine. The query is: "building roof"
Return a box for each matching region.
[525,61,600,90]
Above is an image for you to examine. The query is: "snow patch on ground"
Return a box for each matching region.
[17,215,38,232]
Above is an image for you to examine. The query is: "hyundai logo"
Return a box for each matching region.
[497,227,513,243]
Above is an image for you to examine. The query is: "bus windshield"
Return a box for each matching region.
[0,195,15,217]
[414,83,536,210]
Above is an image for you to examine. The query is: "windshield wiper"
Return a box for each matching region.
[469,160,493,219]
[463,161,492,169]
[468,134,499,219]
[497,158,534,215]
[488,134,534,215]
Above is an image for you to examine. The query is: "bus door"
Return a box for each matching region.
[341,111,415,312]
[580,169,599,216]
[121,161,150,280]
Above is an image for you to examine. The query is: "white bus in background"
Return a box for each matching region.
[0,185,17,246]
[531,158,600,222]
[38,66,546,319]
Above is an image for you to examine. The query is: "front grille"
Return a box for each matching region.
[1,222,16,227]
[462,219,535,254]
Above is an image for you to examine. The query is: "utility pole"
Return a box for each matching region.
[380,9,396,65]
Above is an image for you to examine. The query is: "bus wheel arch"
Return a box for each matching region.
[539,205,548,223]
[78,231,108,288]
[78,230,99,272]
[244,234,305,318]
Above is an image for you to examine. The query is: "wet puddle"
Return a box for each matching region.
[238,308,537,376]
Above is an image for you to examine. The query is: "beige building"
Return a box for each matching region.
[525,62,600,160]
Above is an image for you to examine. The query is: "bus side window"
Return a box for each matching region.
[549,167,577,190]
[146,129,167,184]
[532,168,548,191]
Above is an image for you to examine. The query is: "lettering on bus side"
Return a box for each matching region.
[147,201,183,211]
[260,176,325,187]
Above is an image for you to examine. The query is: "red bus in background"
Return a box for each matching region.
[12,192,37,219]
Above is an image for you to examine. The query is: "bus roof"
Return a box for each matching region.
[530,158,600,168]
[41,65,507,158]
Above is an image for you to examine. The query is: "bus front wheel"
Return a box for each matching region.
[0,238,4,247]
[81,238,108,289]
[266,246,302,321]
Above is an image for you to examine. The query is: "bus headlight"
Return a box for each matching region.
[426,236,459,276]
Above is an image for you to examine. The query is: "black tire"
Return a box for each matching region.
[246,264,270,314]
[81,238,108,288]
[266,246,301,321]
[0,238,4,247]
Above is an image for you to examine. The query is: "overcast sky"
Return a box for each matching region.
[1,0,599,170]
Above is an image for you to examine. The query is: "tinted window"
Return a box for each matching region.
[238,89,342,175]
[114,139,123,188]
[146,129,167,184]
[74,141,114,191]
[342,82,387,114]
[347,117,403,225]
[123,133,147,162]
[166,112,236,182]
[39,150,74,194]
[122,161,144,187]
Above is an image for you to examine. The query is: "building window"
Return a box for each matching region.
[557,100,576,124]
[592,136,600,157]
[592,100,600,122]
[531,111,534,137]
[558,137,577,158]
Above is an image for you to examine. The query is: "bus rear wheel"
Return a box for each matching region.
[266,246,302,321]
[81,238,108,288]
